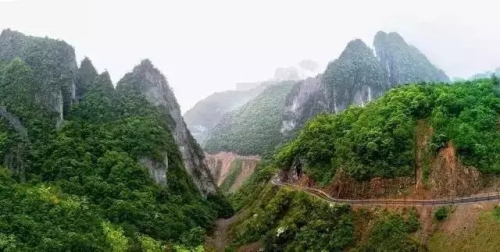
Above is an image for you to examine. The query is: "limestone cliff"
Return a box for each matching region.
[281,32,449,135]
[281,39,388,135]
[117,59,217,195]
[374,31,449,85]
[0,29,78,126]
[281,75,325,137]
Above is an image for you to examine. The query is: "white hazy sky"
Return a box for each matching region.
[0,0,498,112]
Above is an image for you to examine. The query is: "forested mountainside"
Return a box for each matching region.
[277,78,500,185]
[281,31,450,136]
[0,29,231,251]
[204,31,449,155]
[0,29,78,127]
[183,81,273,144]
[184,60,322,145]
[223,77,500,251]
[204,81,295,156]
[373,31,449,85]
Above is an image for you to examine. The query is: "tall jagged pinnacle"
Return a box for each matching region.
[374,31,449,85]
[117,60,217,196]
[321,39,388,113]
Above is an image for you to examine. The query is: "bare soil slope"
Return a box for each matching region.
[205,152,260,191]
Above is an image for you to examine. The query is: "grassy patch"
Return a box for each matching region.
[429,209,500,251]
[355,208,421,251]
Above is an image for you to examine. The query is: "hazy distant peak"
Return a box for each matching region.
[274,66,301,81]
[298,59,319,72]
[138,58,155,69]
[341,39,373,57]
[79,57,97,74]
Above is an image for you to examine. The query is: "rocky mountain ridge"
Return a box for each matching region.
[202,31,450,154]
[116,59,217,195]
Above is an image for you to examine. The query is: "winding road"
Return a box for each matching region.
[271,177,500,206]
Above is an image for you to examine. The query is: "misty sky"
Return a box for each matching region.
[0,0,498,112]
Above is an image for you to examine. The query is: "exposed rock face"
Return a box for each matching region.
[281,32,449,135]
[374,31,449,85]
[0,29,78,125]
[322,39,388,113]
[281,40,388,135]
[281,76,325,136]
[138,154,168,186]
[117,60,217,196]
[205,152,260,192]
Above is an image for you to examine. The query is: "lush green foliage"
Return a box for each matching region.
[231,186,354,251]
[0,29,77,117]
[492,205,500,222]
[219,159,243,192]
[434,206,449,221]
[358,210,420,251]
[276,79,500,183]
[205,82,294,155]
[0,54,229,250]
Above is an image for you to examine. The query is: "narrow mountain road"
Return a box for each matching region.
[271,177,500,206]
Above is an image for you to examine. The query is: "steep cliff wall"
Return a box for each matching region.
[116,60,217,195]
[0,29,78,126]
[374,31,449,85]
[281,31,449,135]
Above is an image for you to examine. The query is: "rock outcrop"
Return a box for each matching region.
[321,39,388,113]
[281,76,324,136]
[374,31,449,85]
[281,32,450,135]
[117,60,217,196]
[0,29,78,126]
[281,40,387,135]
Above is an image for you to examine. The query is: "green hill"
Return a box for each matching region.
[204,82,295,155]
[276,78,500,184]
[0,30,230,251]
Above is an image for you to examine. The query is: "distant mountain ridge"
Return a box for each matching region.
[184,60,321,144]
[200,31,449,155]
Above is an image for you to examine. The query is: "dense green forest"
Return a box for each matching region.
[204,82,295,155]
[0,40,231,250]
[226,158,423,251]
[276,78,500,184]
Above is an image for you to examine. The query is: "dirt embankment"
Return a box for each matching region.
[282,120,484,200]
[205,152,260,190]
[229,158,259,192]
